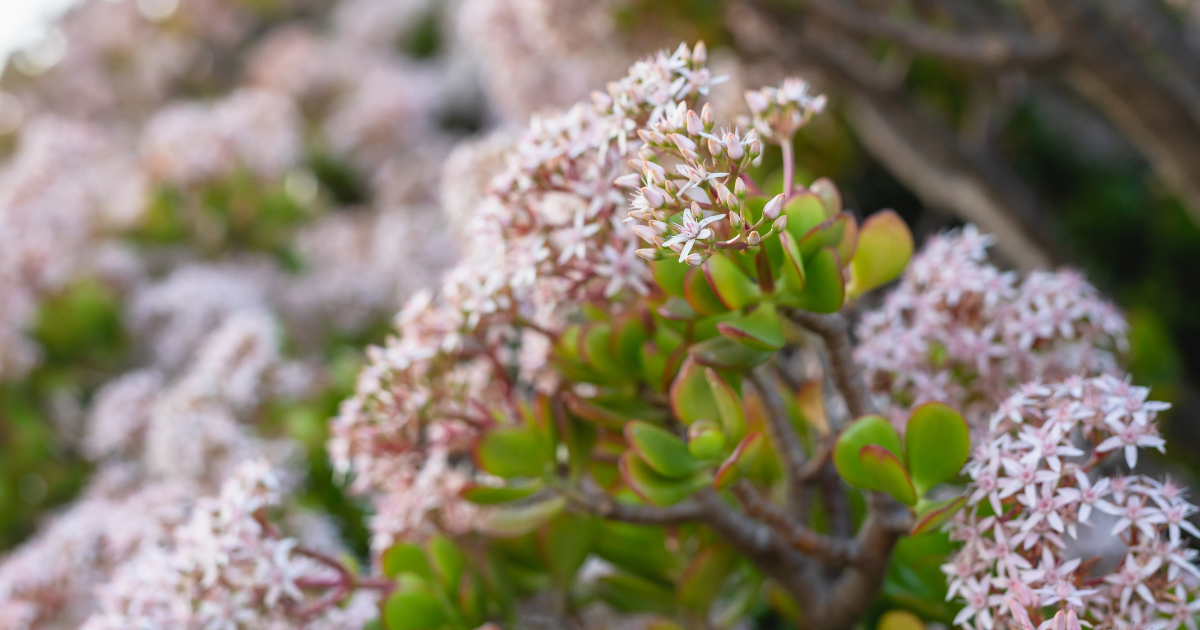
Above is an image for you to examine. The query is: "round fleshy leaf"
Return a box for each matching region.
[651,257,690,298]
[808,177,842,217]
[905,402,969,495]
[714,432,763,489]
[428,535,466,595]
[910,495,967,536]
[625,421,705,478]
[799,212,853,260]
[476,496,567,538]
[383,543,432,580]
[461,479,544,505]
[833,415,903,490]
[679,544,738,613]
[384,589,448,630]
[836,213,859,264]
[684,266,729,316]
[475,427,552,478]
[879,610,927,630]
[670,357,718,426]
[776,232,806,293]
[688,336,772,371]
[704,368,746,441]
[704,254,761,310]
[848,210,914,299]
[687,420,727,459]
[791,246,844,313]
[620,452,711,506]
[782,193,828,243]
[859,444,918,506]
[717,303,784,351]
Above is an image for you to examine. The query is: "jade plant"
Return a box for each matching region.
[329,43,1195,630]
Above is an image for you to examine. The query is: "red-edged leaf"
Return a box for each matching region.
[859,444,917,506]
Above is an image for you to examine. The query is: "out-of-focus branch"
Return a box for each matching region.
[731,480,858,565]
[1020,0,1200,228]
[566,488,706,524]
[727,0,1060,270]
[748,369,810,517]
[801,0,1063,66]
[781,310,876,418]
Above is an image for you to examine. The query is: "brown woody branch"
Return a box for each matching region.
[801,0,1063,66]
[748,369,811,518]
[781,310,876,418]
[731,480,857,566]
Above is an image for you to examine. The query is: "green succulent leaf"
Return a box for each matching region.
[383,542,433,580]
[428,535,466,595]
[679,544,738,613]
[776,232,807,293]
[625,421,705,478]
[651,257,690,298]
[848,210,914,299]
[704,368,746,441]
[537,513,596,584]
[834,415,904,490]
[620,452,711,506]
[808,177,842,216]
[476,496,567,538]
[782,193,828,243]
[684,266,729,316]
[905,402,970,495]
[911,495,968,536]
[475,427,552,478]
[689,336,772,371]
[383,588,448,630]
[657,297,699,321]
[860,444,918,506]
[791,246,844,313]
[704,254,762,310]
[717,302,784,351]
[686,420,727,459]
[670,357,719,426]
[714,432,763,489]
[461,479,544,505]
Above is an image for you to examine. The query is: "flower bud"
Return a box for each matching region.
[728,211,743,229]
[627,210,648,221]
[693,41,707,65]
[724,132,744,161]
[642,160,666,179]
[636,248,662,261]
[734,177,747,200]
[649,220,668,235]
[671,133,698,156]
[638,145,656,161]
[707,137,723,157]
[714,182,733,207]
[747,230,761,246]
[632,225,659,244]
[686,110,703,136]
[637,129,657,145]
[701,103,714,128]
[614,173,642,189]
[763,193,785,220]
[772,214,788,233]
[641,186,666,208]
[685,253,704,266]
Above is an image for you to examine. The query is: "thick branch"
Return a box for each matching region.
[731,481,857,566]
[782,310,876,418]
[748,369,810,517]
[566,488,705,524]
[802,0,1063,66]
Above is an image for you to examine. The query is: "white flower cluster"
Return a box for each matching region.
[855,226,1128,430]
[947,375,1198,630]
[83,460,376,630]
[331,42,727,551]
[744,77,828,140]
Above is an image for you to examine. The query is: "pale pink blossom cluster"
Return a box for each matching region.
[743,77,828,140]
[82,460,377,630]
[855,226,1128,429]
[946,375,1198,630]
[0,116,147,379]
[331,43,724,551]
[139,89,303,187]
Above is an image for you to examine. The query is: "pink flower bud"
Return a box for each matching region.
[734,177,747,199]
[747,230,761,246]
[686,110,703,136]
[693,41,707,65]
[641,185,666,208]
[636,248,661,261]
[763,193,785,220]
[614,173,642,189]
[707,137,723,157]
[701,103,714,128]
[632,225,659,244]
[724,132,744,161]
[649,220,668,235]
[685,253,703,266]
[772,215,788,233]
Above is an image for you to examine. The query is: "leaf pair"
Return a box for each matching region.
[833,403,969,512]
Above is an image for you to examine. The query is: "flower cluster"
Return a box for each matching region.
[83,460,378,630]
[330,42,729,551]
[946,375,1197,630]
[743,77,828,141]
[855,226,1128,430]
